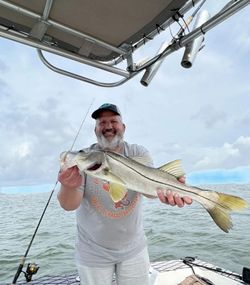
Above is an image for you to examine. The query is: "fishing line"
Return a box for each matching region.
[11,97,95,284]
[69,97,95,151]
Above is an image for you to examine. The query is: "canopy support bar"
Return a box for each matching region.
[30,0,54,40]
[37,49,135,87]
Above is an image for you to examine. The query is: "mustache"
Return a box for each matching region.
[103,128,115,134]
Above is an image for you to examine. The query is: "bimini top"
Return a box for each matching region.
[0,0,190,61]
[0,0,249,87]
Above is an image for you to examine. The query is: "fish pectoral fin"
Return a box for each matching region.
[109,182,127,203]
[105,172,127,202]
[158,159,185,178]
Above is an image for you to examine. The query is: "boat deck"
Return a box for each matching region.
[2,258,245,285]
[14,273,80,285]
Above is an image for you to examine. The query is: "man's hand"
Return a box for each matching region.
[58,166,83,189]
[157,176,192,207]
[57,166,84,211]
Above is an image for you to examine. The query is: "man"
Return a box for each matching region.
[57,103,192,285]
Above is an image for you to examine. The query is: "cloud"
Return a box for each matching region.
[0,96,85,186]
[0,3,249,189]
[0,77,10,99]
[227,8,250,55]
[234,110,250,127]
[0,58,8,72]
[193,136,250,170]
[191,104,228,128]
[151,135,250,181]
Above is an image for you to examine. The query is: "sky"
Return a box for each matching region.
[0,1,250,194]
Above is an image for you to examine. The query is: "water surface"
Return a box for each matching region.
[0,184,249,283]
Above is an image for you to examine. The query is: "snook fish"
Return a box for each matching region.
[60,150,248,233]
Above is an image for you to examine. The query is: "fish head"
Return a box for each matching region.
[60,151,80,170]
[60,149,109,179]
[75,150,107,174]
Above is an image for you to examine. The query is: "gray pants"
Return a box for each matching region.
[77,247,150,285]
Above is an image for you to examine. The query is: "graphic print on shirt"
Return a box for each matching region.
[87,176,140,219]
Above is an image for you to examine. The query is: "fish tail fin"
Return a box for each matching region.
[203,192,248,233]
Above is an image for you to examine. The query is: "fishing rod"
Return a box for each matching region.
[11,183,57,284]
[10,98,95,284]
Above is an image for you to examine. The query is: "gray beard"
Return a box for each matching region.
[96,134,124,150]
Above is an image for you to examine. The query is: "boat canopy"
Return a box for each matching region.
[0,0,249,87]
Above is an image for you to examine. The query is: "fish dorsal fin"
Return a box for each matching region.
[158,159,185,178]
[104,171,127,202]
[131,155,152,166]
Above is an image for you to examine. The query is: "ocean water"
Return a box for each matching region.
[0,184,250,283]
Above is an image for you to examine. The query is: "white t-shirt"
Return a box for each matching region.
[75,141,153,267]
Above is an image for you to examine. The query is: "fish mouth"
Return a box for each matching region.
[86,162,102,171]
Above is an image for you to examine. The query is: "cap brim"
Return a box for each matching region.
[91,108,120,119]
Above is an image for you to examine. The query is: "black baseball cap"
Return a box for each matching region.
[91,103,121,119]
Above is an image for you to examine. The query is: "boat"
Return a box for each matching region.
[0,0,249,87]
[1,257,249,284]
[0,1,249,285]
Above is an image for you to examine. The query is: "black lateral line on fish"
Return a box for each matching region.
[106,152,229,210]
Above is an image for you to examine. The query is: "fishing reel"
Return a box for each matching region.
[23,263,39,282]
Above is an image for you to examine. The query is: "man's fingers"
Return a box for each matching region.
[178,176,186,184]
[165,191,176,206]
[183,196,193,205]
[59,166,78,178]
[157,190,169,204]
[173,193,184,208]
[157,188,192,207]
[58,166,83,188]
